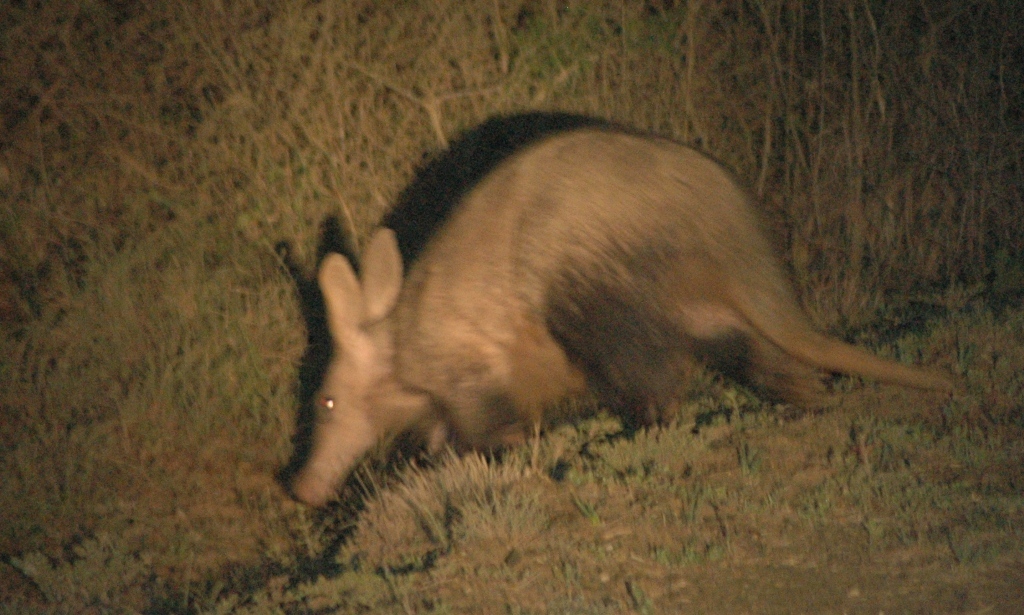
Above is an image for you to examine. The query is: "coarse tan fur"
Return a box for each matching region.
[291,123,951,506]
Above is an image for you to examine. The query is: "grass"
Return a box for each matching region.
[6,314,1024,611]
[1,0,1023,612]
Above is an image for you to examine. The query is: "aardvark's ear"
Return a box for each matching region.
[359,228,403,323]
[318,252,363,341]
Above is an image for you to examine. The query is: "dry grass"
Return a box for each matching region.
[1,0,1022,612]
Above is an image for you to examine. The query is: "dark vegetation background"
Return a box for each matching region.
[1,0,1021,612]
